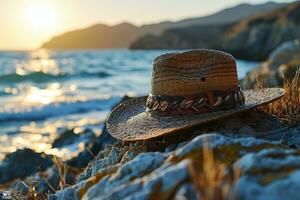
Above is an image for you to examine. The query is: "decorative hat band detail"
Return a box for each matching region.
[146,86,245,116]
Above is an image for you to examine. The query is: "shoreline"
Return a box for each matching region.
[0,41,299,199]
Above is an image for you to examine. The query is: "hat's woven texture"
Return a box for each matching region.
[107,49,285,141]
[107,88,284,141]
[151,50,237,96]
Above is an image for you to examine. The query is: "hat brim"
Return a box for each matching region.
[107,88,285,141]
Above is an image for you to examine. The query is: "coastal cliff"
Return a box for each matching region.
[131,1,300,61]
[41,2,284,50]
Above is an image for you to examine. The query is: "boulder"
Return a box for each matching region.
[174,183,199,200]
[11,165,76,195]
[66,127,116,168]
[234,148,300,200]
[0,148,53,184]
[52,129,89,148]
[51,133,297,200]
[242,40,300,88]
[67,96,131,168]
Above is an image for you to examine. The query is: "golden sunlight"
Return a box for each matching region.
[26,84,62,105]
[26,3,56,30]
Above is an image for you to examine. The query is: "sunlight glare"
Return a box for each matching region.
[26,3,56,30]
[26,85,63,105]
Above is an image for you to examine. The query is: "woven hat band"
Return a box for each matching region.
[146,86,245,116]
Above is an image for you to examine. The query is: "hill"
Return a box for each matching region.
[223,1,300,60]
[42,23,140,49]
[41,2,285,49]
[131,1,300,61]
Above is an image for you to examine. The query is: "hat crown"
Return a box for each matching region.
[151,49,238,96]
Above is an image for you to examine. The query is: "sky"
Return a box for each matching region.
[0,0,294,50]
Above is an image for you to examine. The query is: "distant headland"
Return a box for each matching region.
[41,1,286,53]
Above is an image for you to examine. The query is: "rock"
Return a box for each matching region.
[201,111,283,138]
[81,152,166,199]
[171,133,279,161]
[242,40,300,88]
[77,141,151,182]
[51,186,78,200]
[0,190,25,200]
[81,133,288,200]
[83,159,191,200]
[237,170,300,200]
[174,183,199,200]
[107,152,166,186]
[78,146,130,181]
[268,40,300,68]
[49,125,300,200]
[52,128,99,168]
[52,129,90,148]
[52,133,285,200]
[234,148,300,200]
[280,125,300,148]
[256,127,290,141]
[234,148,297,172]
[67,96,131,168]
[66,127,115,168]
[223,3,300,61]
[11,165,76,195]
[53,129,89,148]
[0,148,53,184]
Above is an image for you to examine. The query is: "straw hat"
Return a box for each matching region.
[107,49,285,141]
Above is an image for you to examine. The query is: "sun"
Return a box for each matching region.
[26,3,56,30]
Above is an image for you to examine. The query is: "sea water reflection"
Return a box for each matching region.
[0,49,259,159]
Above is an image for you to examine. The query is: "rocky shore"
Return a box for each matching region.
[0,66,299,200]
[1,37,300,200]
[1,109,299,200]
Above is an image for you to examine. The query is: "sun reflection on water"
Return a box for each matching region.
[16,50,61,76]
[0,115,105,160]
[0,49,101,160]
[0,49,153,161]
[0,115,104,160]
[25,83,63,105]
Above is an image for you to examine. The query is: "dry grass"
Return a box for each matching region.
[21,179,47,200]
[258,68,300,125]
[188,140,241,200]
[52,156,69,190]
[26,180,40,200]
[15,157,73,200]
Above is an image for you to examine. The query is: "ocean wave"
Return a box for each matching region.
[0,72,66,83]
[0,71,112,83]
[0,97,120,122]
[80,71,111,78]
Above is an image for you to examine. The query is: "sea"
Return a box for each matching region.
[0,49,258,159]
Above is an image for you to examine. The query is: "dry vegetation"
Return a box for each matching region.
[14,156,70,200]
[52,156,69,190]
[188,140,241,200]
[258,68,300,125]
[19,180,46,200]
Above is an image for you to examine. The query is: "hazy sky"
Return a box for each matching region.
[0,0,294,50]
